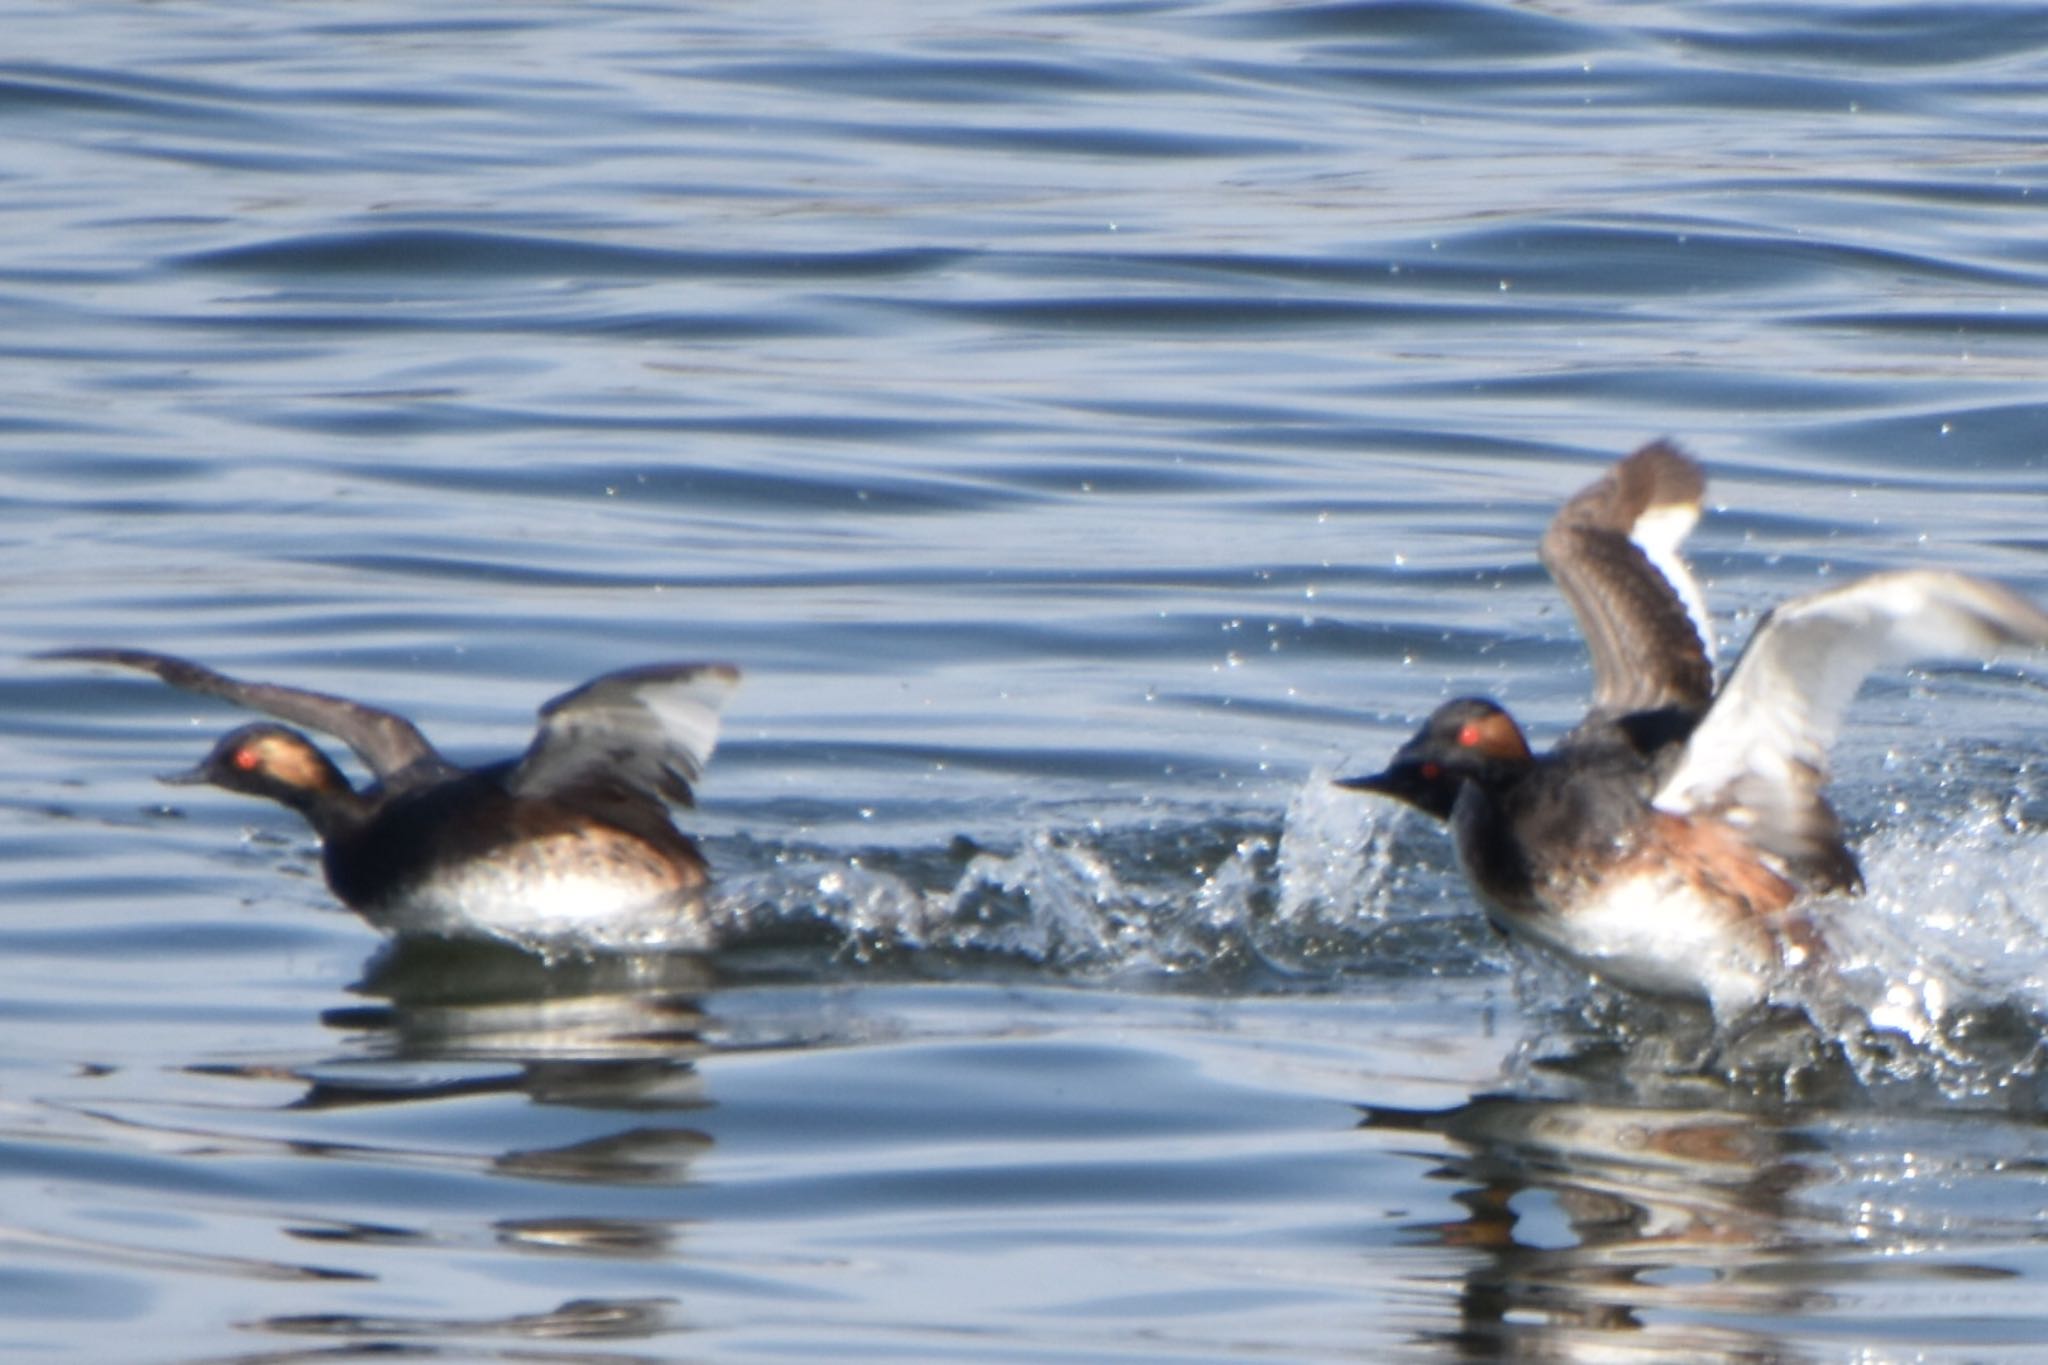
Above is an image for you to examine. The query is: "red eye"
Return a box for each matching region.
[1457,722,1482,747]
[1420,761,1441,781]
[233,748,260,772]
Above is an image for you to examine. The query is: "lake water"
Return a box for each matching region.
[4,0,2048,1359]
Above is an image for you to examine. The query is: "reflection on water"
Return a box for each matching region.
[110,929,2048,1361]
[204,940,722,1353]
[254,1294,684,1347]
[203,924,2048,1362]
[1361,1040,2038,1361]
[15,880,2033,1362]
[1368,1093,1837,1359]
[318,940,720,1196]
[340,938,717,1061]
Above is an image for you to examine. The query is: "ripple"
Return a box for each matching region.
[10,0,2048,1356]
[179,229,967,281]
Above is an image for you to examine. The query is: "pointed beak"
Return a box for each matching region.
[158,763,210,787]
[1334,769,1397,795]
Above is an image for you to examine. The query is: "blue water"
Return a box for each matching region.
[4,0,2048,1358]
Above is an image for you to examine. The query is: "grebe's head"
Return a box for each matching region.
[167,722,355,815]
[1336,697,1532,821]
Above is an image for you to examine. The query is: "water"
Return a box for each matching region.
[3,0,2048,1358]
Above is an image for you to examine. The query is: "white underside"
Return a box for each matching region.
[1469,866,1785,1017]
[362,866,713,953]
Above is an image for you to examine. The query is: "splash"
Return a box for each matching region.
[1272,765,1400,927]
[690,770,1499,993]
[706,822,1285,984]
[1794,786,2048,1100]
[547,757,2048,1103]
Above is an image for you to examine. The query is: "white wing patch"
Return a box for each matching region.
[1655,570,2048,816]
[1630,499,1714,667]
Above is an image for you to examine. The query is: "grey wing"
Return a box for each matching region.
[41,647,439,779]
[1655,569,2048,828]
[511,662,741,806]
[1539,440,1716,719]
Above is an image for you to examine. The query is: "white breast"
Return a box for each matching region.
[1463,858,1787,1017]
[363,836,711,952]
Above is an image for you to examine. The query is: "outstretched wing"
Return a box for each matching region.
[1653,570,2048,880]
[1539,441,1716,720]
[42,647,439,780]
[510,662,741,808]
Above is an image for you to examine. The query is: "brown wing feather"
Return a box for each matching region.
[42,647,440,780]
[1538,441,1715,718]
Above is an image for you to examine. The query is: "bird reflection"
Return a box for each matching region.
[338,934,718,1061]
[305,937,721,1175]
[264,939,717,1123]
[1361,1091,1830,1356]
[253,1293,683,1344]
[194,936,735,1289]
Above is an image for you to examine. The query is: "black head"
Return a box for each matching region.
[166,722,356,817]
[1336,697,1534,821]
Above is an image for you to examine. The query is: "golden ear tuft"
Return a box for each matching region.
[254,735,337,792]
[1465,711,1531,762]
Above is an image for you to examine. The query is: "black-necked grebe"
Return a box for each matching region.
[1340,442,2048,1011]
[47,648,739,951]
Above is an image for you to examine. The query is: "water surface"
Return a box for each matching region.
[4,0,2048,1359]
